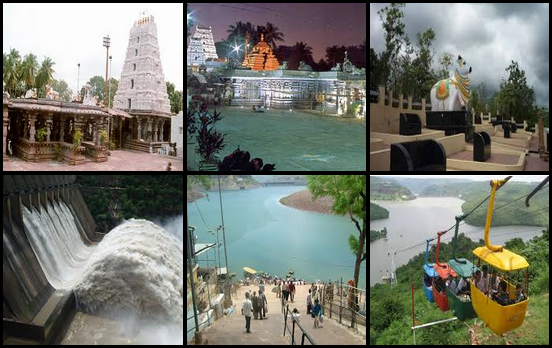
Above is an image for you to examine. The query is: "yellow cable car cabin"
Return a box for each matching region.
[470,176,530,335]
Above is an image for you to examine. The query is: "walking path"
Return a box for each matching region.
[3,150,182,171]
[194,284,365,345]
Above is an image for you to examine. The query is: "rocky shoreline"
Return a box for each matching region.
[279,189,335,214]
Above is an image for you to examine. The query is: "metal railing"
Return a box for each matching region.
[282,304,317,345]
[319,280,366,329]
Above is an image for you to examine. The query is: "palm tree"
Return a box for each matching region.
[288,42,314,70]
[3,48,21,96]
[260,22,284,50]
[36,57,56,97]
[19,53,39,91]
[326,45,346,67]
[227,21,257,43]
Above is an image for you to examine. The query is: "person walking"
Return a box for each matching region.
[289,281,295,302]
[312,299,322,329]
[258,290,268,319]
[251,291,259,320]
[242,292,253,333]
[306,289,313,314]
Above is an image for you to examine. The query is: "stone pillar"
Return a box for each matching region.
[378,86,385,106]
[23,113,29,139]
[45,114,53,142]
[137,117,142,140]
[147,117,153,142]
[59,116,66,142]
[73,116,85,145]
[158,120,165,141]
[3,99,8,161]
[29,113,37,142]
[153,118,158,142]
[95,119,103,147]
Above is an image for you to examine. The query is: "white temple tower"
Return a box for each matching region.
[113,13,173,153]
[114,14,171,113]
[187,26,218,66]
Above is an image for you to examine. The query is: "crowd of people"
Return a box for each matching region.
[444,265,527,306]
[241,277,326,334]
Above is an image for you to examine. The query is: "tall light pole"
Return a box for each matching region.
[103,36,110,106]
[108,55,112,107]
[77,63,80,99]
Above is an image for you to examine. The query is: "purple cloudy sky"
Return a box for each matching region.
[188,3,366,61]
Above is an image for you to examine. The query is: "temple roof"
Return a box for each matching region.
[242,33,280,71]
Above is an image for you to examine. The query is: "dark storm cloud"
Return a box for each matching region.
[370,3,549,108]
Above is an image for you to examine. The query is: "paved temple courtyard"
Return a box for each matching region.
[3,150,182,171]
[187,107,366,171]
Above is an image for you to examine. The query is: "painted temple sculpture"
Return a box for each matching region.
[430,55,472,111]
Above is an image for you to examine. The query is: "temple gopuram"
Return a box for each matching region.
[242,34,279,71]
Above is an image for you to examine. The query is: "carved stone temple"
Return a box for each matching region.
[2,13,176,166]
[113,14,173,152]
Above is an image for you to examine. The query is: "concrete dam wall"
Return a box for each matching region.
[3,175,99,340]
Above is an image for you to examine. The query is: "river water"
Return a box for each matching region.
[370,197,545,286]
[188,186,366,288]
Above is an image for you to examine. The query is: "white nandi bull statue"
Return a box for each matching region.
[430,55,472,111]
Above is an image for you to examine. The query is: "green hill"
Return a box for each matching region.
[420,181,549,227]
[370,177,415,201]
[370,228,388,243]
[370,228,549,345]
[370,202,389,221]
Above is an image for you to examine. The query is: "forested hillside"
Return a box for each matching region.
[77,175,184,232]
[370,202,389,221]
[370,177,415,201]
[420,181,549,227]
[370,228,549,345]
[370,228,387,243]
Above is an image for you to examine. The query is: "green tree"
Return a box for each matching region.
[437,52,453,79]
[50,79,72,102]
[36,56,55,97]
[498,61,535,122]
[308,175,366,290]
[377,3,408,92]
[3,48,21,96]
[19,53,39,91]
[258,22,284,50]
[167,81,183,114]
[411,28,436,100]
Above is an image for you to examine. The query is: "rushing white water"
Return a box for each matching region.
[73,219,184,325]
[22,200,95,290]
[158,215,184,242]
[22,201,184,343]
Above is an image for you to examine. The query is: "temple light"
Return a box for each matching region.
[230,43,242,57]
